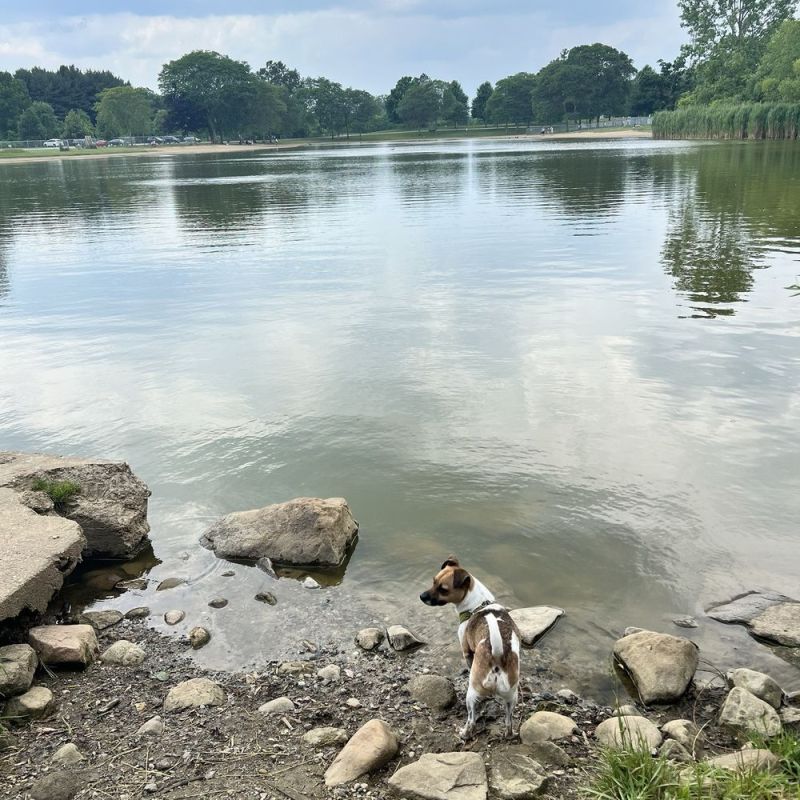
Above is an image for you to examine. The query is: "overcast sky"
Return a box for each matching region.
[0,1,688,96]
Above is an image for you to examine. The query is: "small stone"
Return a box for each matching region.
[116,577,148,591]
[706,749,779,772]
[125,606,151,619]
[79,610,124,630]
[302,576,321,589]
[659,739,693,762]
[52,743,84,765]
[164,678,225,712]
[387,625,424,651]
[156,577,186,591]
[346,697,362,708]
[29,771,81,800]
[256,557,277,578]
[101,640,146,666]
[208,598,228,609]
[519,711,577,744]
[719,687,782,738]
[407,675,456,710]
[324,719,399,786]
[258,697,295,715]
[164,610,185,625]
[277,661,313,675]
[355,627,385,651]
[595,716,663,750]
[221,570,235,577]
[189,627,211,649]
[0,643,37,697]
[137,715,165,737]
[661,719,704,758]
[19,489,55,513]
[255,591,278,605]
[144,783,158,794]
[317,664,341,683]
[4,686,55,721]
[388,751,487,799]
[555,688,580,705]
[728,668,783,709]
[28,624,99,666]
[489,750,547,799]
[672,617,698,629]
[611,704,640,717]
[303,726,349,747]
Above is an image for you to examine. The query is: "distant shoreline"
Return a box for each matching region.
[0,128,652,166]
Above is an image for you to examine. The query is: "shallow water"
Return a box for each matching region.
[1,139,799,693]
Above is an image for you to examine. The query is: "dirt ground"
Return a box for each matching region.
[1,612,741,800]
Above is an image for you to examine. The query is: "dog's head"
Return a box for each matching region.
[419,556,472,606]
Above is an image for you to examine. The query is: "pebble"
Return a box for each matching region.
[672,616,699,629]
[137,715,165,737]
[156,577,186,591]
[208,598,229,609]
[125,607,150,619]
[255,592,278,605]
[189,627,211,649]
[221,570,235,577]
[346,698,361,708]
[317,665,341,683]
[164,610,185,625]
[302,576,321,589]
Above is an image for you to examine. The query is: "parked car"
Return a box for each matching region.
[147,136,164,145]
[43,139,62,148]
[108,138,125,147]
[95,139,108,147]
[183,136,201,143]
[162,135,181,144]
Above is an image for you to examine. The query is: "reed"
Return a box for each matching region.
[653,102,800,140]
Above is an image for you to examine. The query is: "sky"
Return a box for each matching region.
[0,1,688,96]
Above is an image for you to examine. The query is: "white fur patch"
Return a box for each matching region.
[486,613,503,658]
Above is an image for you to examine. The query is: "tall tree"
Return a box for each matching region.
[16,101,58,140]
[486,72,537,125]
[386,76,415,123]
[344,89,382,135]
[0,71,31,138]
[444,80,469,126]
[95,87,154,137]
[159,51,257,141]
[62,108,94,139]
[471,81,493,122]
[256,60,302,92]
[396,79,440,130]
[753,19,800,100]
[247,81,287,138]
[304,77,346,137]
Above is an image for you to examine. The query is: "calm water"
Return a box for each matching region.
[1,139,799,693]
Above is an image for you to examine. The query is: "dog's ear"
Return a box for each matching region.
[452,568,471,590]
[441,555,460,569]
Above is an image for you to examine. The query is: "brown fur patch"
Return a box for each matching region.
[419,564,473,607]
[462,609,520,696]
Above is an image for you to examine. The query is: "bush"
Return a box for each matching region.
[653,102,800,139]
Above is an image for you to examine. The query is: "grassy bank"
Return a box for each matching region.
[653,103,800,140]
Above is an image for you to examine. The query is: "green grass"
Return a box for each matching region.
[586,736,800,800]
[653,103,800,140]
[31,478,81,508]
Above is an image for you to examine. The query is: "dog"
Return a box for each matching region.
[419,556,520,739]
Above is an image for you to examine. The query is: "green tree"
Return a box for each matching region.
[95,86,154,137]
[256,60,302,92]
[471,81,493,122]
[62,108,94,139]
[159,51,257,142]
[754,19,800,100]
[486,72,537,125]
[442,80,469,126]
[0,71,31,138]
[247,81,287,138]
[386,76,415,123]
[16,101,58,140]
[396,79,440,130]
[344,88,382,135]
[304,77,346,137]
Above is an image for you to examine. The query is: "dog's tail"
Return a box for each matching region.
[481,614,511,693]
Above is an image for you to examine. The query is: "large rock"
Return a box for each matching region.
[164,678,226,712]
[0,451,151,557]
[324,718,399,786]
[4,686,55,721]
[28,624,98,666]
[706,591,793,625]
[408,675,456,710]
[749,603,800,648]
[508,607,564,647]
[595,716,663,751]
[201,497,358,566]
[100,640,146,666]
[706,749,779,772]
[612,630,698,704]
[718,687,782,738]
[388,752,488,800]
[728,668,783,709]
[0,644,37,698]
[0,487,85,623]
[28,770,81,800]
[519,711,577,744]
[489,750,548,799]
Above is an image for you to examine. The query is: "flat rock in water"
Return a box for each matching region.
[258,696,295,715]
[706,591,794,625]
[324,718,399,786]
[164,678,225,712]
[749,603,800,648]
[519,711,577,744]
[489,751,547,799]
[613,629,698,704]
[706,749,779,772]
[408,674,456,710]
[156,577,186,591]
[672,617,698,629]
[200,496,358,567]
[100,639,146,666]
[508,606,564,647]
[208,597,228,608]
[718,687,782,738]
[79,610,124,630]
[255,592,277,605]
[595,716,663,750]
[0,643,37,697]
[125,606,150,619]
[387,624,424,651]
[356,627,385,651]
[728,668,783,709]
[4,686,55,721]
[303,726,349,747]
[388,751,488,800]
[28,624,98,666]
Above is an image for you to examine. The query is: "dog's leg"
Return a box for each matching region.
[504,687,518,738]
[459,685,479,740]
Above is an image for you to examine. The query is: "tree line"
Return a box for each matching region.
[1,0,798,143]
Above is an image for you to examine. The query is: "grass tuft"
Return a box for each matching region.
[31,478,81,509]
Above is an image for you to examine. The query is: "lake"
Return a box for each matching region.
[1,138,798,694]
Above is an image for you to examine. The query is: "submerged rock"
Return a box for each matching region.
[200,496,358,566]
[706,591,794,625]
[79,610,124,630]
[164,610,185,625]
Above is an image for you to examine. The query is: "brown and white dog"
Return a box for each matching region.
[419,557,520,739]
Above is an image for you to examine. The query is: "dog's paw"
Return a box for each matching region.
[458,724,473,741]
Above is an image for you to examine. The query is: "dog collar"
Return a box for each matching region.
[459,600,493,624]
